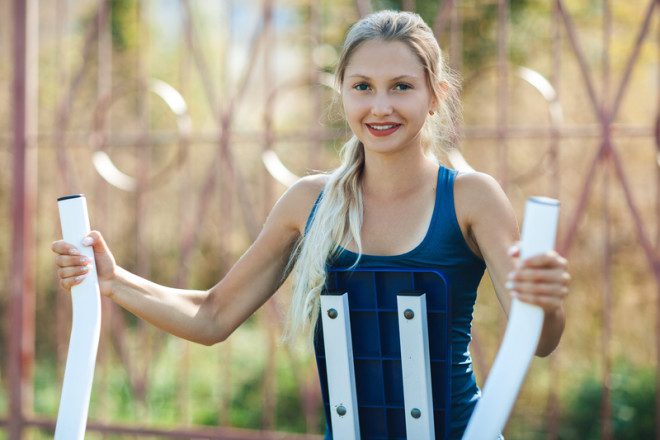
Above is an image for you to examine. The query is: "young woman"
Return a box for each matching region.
[52,10,570,439]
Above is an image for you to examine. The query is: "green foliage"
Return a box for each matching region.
[372,0,536,70]
[110,0,139,53]
[560,361,657,439]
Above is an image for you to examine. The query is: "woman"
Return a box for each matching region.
[52,10,570,439]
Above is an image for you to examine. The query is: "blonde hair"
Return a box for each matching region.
[283,10,462,345]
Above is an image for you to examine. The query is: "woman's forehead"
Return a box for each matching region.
[344,40,425,79]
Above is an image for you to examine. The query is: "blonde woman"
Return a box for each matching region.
[52,10,570,439]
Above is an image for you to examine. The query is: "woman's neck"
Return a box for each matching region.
[361,149,439,198]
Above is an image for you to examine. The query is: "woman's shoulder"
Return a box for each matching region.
[453,170,511,223]
[278,173,329,234]
[288,173,328,202]
[454,170,502,197]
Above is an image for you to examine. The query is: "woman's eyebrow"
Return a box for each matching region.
[346,74,419,81]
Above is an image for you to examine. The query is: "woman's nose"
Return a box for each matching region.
[371,93,393,116]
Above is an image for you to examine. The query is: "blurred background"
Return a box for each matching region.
[0,0,658,438]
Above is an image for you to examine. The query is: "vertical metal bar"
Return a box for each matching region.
[497,0,509,189]
[216,0,233,427]
[54,0,69,384]
[431,0,455,39]
[308,0,322,171]
[546,2,563,438]
[601,167,613,440]
[261,0,277,430]
[656,21,660,439]
[96,0,113,433]
[177,0,196,427]
[449,2,461,74]
[8,0,37,438]
[600,3,613,439]
[134,0,153,422]
[656,120,660,440]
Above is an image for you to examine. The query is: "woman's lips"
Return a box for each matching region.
[366,123,401,137]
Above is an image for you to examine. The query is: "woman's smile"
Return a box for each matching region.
[365,122,402,137]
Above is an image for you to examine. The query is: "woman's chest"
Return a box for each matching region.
[348,189,437,255]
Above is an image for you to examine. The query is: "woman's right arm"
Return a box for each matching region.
[52,176,325,346]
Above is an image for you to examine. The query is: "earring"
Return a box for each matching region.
[429,110,435,116]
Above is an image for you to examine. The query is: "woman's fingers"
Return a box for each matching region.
[57,264,91,279]
[59,275,85,290]
[52,239,95,291]
[519,250,568,270]
[55,254,92,268]
[507,280,569,298]
[51,240,81,256]
[506,249,570,313]
[509,268,570,285]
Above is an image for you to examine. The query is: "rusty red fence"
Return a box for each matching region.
[2,0,658,439]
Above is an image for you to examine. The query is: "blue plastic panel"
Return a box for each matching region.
[315,268,451,439]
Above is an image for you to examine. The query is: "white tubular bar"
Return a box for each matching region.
[320,294,361,440]
[55,195,102,440]
[463,196,559,440]
[397,294,435,440]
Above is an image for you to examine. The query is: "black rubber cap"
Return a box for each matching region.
[57,194,84,202]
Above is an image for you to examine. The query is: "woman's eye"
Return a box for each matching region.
[354,83,370,91]
[394,83,412,91]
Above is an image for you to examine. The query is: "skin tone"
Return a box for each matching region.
[52,39,569,356]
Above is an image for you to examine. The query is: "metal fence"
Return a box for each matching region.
[2,0,658,438]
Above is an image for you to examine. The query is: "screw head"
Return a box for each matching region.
[404,309,415,320]
[411,408,421,419]
[327,308,338,319]
[336,405,347,416]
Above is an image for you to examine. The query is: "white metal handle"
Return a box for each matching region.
[54,194,102,440]
[462,196,560,440]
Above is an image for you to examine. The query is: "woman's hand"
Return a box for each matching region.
[51,230,117,298]
[505,243,570,315]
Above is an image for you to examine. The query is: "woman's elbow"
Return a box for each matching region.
[194,310,231,346]
[198,327,227,346]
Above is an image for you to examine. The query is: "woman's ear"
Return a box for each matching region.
[430,80,449,111]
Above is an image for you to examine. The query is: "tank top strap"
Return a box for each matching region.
[419,165,474,260]
[436,165,458,224]
[305,190,324,235]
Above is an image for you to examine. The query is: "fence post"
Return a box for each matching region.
[8,0,38,438]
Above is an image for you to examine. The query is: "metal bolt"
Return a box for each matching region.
[327,308,338,319]
[411,408,421,419]
[336,405,347,416]
[404,309,414,320]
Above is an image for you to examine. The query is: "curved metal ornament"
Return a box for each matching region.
[463,197,560,439]
[91,79,191,192]
[55,194,102,440]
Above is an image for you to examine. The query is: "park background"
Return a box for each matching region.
[0,0,658,438]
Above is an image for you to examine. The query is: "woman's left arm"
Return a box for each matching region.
[454,172,570,357]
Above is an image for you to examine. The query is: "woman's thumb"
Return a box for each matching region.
[82,230,109,255]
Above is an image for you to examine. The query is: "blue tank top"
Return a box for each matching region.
[305,165,487,439]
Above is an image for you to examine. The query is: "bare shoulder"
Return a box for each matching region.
[454,171,518,255]
[271,173,328,234]
[454,171,508,214]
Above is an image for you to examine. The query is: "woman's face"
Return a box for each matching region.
[341,39,436,156]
